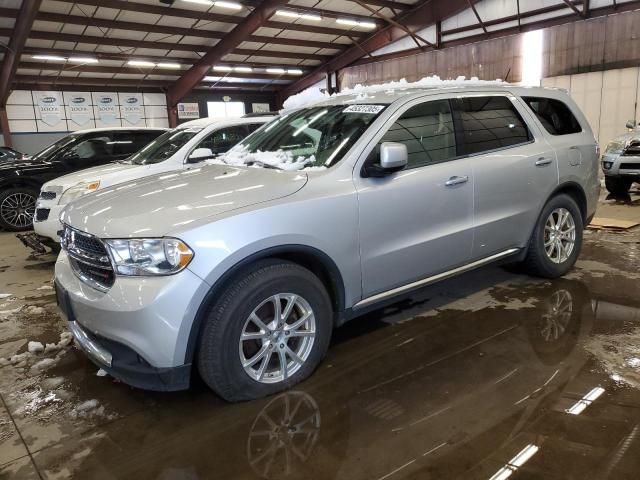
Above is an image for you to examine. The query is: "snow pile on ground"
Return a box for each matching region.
[282,87,329,111]
[282,75,508,111]
[28,341,44,354]
[216,145,319,171]
[25,306,46,315]
[0,293,12,299]
[0,331,74,369]
[37,285,53,291]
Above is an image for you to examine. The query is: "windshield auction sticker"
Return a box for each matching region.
[343,105,385,114]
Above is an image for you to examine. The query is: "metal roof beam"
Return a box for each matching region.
[0,0,42,107]
[166,0,289,108]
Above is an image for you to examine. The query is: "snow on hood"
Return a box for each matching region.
[282,75,507,111]
[217,145,325,171]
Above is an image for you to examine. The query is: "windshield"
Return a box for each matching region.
[224,104,386,170]
[30,134,79,161]
[129,128,202,165]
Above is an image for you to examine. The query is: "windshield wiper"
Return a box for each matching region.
[245,160,282,170]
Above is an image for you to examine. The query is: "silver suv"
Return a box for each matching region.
[54,85,599,401]
[601,121,640,195]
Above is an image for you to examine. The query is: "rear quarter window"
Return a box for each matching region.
[522,96,582,135]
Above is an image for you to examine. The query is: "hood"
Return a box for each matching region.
[61,164,308,238]
[609,129,640,145]
[43,162,141,191]
[0,156,61,175]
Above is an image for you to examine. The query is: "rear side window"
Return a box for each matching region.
[198,125,249,155]
[452,96,532,156]
[376,99,457,168]
[522,96,582,135]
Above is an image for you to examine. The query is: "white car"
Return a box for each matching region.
[34,115,274,246]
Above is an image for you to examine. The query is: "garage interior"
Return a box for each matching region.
[1,0,640,478]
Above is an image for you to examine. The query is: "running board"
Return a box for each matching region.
[353,248,521,310]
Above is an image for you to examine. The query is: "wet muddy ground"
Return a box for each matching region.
[2,191,640,480]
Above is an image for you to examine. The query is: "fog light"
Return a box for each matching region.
[602,161,613,170]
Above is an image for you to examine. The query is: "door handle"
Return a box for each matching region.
[445,175,469,187]
[535,157,553,167]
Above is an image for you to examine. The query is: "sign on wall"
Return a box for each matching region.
[35,91,62,127]
[252,103,271,113]
[178,103,200,120]
[68,93,92,126]
[96,93,119,124]
[121,93,143,125]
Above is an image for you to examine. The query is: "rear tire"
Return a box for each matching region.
[197,260,333,402]
[605,176,633,196]
[0,187,37,231]
[522,194,583,279]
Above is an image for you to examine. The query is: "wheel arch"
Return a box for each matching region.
[184,244,346,365]
[550,181,588,224]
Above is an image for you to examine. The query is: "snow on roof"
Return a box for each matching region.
[282,75,507,112]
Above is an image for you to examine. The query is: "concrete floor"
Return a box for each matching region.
[1,191,640,480]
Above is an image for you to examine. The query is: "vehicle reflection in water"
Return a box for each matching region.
[34,276,640,480]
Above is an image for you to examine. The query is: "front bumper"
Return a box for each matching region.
[602,153,640,177]
[55,250,211,391]
[33,203,64,243]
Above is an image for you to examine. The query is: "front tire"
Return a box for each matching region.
[605,176,633,196]
[0,187,37,231]
[523,194,583,278]
[197,260,333,402]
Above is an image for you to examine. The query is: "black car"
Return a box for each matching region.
[0,146,27,161]
[0,128,166,231]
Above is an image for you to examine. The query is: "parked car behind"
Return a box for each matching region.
[30,116,274,252]
[54,84,599,401]
[601,120,640,195]
[1,127,166,232]
[0,146,27,161]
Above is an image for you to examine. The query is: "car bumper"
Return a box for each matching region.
[33,204,64,242]
[55,250,211,391]
[602,154,640,177]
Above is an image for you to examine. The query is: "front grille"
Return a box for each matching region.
[61,225,114,291]
[35,208,50,222]
[39,191,57,200]
[620,163,640,171]
[622,141,640,156]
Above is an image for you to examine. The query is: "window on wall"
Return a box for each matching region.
[207,101,246,119]
[375,100,457,169]
[452,96,532,156]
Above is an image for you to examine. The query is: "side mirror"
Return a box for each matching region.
[626,120,637,130]
[188,147,213,163]
[380,142,409,170]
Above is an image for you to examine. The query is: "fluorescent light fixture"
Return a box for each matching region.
[204,76,222,81]
[276,10,299,18]
[266,68,285,74]
[128,60,156,67]
[68,57,99,63]
[181,0,213,5]
[276,10,321,21]
[213,0,242,9]
[157,63,180,69]
[489,444,540,480]
[566,386,605,415]
[336,18,376,29]
[213,65,233,72]
[234,66,253,73]
[32,55,66,61]
[287,69,303,75]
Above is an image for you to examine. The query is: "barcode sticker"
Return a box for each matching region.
[343,105,385,114]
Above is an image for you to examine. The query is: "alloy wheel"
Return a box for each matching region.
[0,192,36,229]
[544,208,576,264]
[240,293,316,384]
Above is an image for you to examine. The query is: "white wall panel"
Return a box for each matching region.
[599,68,638,147]
[568,71,603,141]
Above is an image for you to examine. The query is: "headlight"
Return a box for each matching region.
[604,141,625,155]
[104,238,193,276]
[59,181,100,204]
